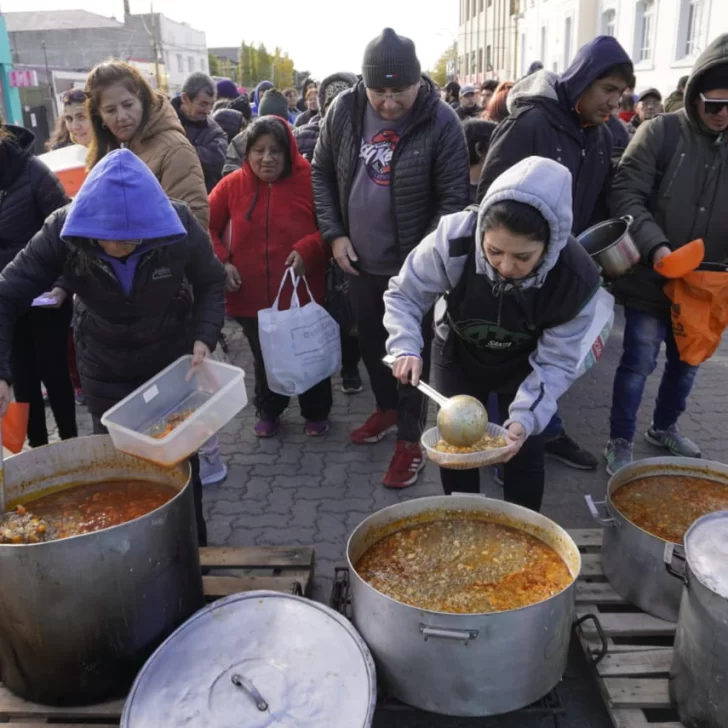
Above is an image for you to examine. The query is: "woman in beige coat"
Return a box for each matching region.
[85,61,209,228]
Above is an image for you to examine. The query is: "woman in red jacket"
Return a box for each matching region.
[209,116,330,438]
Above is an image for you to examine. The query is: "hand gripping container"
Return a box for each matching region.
[101,356,247,467]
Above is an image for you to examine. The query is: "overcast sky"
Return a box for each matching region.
[0,0,458,79]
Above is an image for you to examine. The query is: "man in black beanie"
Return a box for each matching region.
[312,27,469,489]
[605,33,728,476]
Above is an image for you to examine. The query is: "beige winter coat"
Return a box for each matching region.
[128,94,209,228]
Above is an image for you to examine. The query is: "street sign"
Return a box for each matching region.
[9,69,38,88]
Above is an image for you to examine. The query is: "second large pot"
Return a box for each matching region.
[586,457,728,623]
[347,495,581,717]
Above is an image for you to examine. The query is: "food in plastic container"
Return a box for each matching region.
[101,356,247,467]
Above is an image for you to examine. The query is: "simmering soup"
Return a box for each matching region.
[356,518,572,613]
[611,475,728,543]
[0,480,177,544]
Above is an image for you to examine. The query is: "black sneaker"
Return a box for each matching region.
[341,370,363,395]
[545,432,598,470]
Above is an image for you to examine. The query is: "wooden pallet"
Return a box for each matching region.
[0,544,315,726]
[570,528,682,728]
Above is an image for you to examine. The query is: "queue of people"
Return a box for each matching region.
[0,27,726,544]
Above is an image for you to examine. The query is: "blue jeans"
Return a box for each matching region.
[610,307,699,442]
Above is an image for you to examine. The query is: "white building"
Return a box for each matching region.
[513,0,727,94]
[597,0,727,95]
[125,12,208,95]
[516,0,598,78]
[456,0,519,85]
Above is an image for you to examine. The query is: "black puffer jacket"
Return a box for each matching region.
[171,97,228,192]
[0,126,68,272]
[312,77,469,261]
[0,201,225,416]
[292,114,321,161]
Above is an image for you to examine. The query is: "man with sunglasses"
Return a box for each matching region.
[312,27,469,488]
[606,34,728,475]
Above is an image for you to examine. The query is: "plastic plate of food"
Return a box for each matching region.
[421,423,513,470]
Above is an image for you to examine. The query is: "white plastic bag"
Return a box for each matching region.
[576,287,615,378]
[258,268,341,396]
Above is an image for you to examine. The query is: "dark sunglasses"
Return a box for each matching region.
[61,89,87,105]
[700,93,728,115]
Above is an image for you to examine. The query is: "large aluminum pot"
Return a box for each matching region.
[577,215,640,278]
[666,511,728,728]
[346,495,581,717]
[0,435,204,705]
[586,456,728,623]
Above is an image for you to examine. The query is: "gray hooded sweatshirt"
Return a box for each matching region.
[383,155,610,438]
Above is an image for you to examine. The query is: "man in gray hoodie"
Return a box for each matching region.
[383,157,610,509]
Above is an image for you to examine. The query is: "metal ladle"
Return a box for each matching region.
[382,356,488,447]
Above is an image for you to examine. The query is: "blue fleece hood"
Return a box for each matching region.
[252,80,274,110]
[559,36,632,107]
[61,148,186,242]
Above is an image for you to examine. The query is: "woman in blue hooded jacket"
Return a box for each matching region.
[0,149,226,544]
[383,157,610,512]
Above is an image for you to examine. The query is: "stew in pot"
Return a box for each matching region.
[0,479,177,544]
[611,475,728,544]
[355,518,572,613]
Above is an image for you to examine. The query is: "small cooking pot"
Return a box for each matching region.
[577,215,640,279]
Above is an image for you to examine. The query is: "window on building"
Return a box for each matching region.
[635,0,656,63]
[200,57,206,72]
[602,9,616,36]
[471,50,477,74]
[479,0,484,12]
[177,53,183,72]
[488,0,493,6]
[540,25,547,65]
[520,33,526,75]
[685,0,705,56]
[188,56,194,73]
[478,48,483,73]
[486,44,492,72]
[563,17,573,69]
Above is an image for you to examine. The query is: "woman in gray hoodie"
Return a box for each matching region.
[383,156,610,511]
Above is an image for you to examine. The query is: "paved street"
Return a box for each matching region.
[65,307,727,726]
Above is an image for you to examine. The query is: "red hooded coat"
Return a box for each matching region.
[208,120,327,318]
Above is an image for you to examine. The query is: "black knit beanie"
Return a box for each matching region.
[258,89,289,120]
[362,28,421,88]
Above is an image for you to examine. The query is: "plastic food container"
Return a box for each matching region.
[101,356,247,467]
[421,424,512,470]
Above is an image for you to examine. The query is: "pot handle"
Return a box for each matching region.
[231,673,269,712]
[664,543,688,585]
[620,214,634,227]
[584,495,617,527]
[420,624,479,645]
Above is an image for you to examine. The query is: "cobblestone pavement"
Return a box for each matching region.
[63,308,727,726]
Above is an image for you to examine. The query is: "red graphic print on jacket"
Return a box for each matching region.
[208,120,328,318]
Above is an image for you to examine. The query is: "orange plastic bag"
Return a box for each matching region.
[654,239,705,279]
[666,269,728,365]
[1,402,29,454]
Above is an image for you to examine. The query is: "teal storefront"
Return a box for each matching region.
[0,14,22,125]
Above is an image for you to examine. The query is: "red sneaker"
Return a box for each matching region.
[350,409,397,444]
[383,440,426,489]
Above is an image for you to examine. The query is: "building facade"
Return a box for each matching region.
[596,0,726,94]
[516,0,598,78]
[457,0,520,85]
[459,0,727,93]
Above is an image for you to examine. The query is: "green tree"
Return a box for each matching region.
[208,52,221,76]
[256,43,272,83]
[271,47,294,88]
[430,42,457,87]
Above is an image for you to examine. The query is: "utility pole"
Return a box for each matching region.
[150,1,161,90]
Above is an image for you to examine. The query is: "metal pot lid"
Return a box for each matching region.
[121,590,377,728]
[685,510,728,597]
